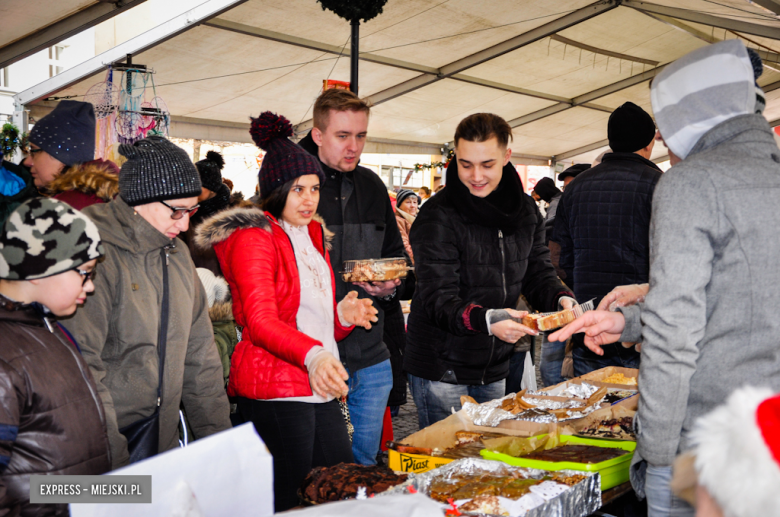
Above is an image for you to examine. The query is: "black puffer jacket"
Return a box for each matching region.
[553,152,662,304]
[405,161,572,385]
[0,296,111,515]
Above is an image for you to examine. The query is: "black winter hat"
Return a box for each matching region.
[533,177,561,203]
[118,136,202,206]
[558,163,590,181]
[29,100,96,166]
[250,111,325,199]
[607,102,656,153]
[196,151,226,193]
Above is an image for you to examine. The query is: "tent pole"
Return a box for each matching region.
[350,20,359,94]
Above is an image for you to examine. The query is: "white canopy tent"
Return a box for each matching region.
[12,0,780,165]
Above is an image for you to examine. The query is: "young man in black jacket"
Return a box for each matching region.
[405,113,574,428]
[299,89,406,465]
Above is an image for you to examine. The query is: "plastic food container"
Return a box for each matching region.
[480,435,636,490]
[341,258,410,283]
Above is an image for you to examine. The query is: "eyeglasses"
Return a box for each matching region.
[160,200,199,220]
[74,268,96,286]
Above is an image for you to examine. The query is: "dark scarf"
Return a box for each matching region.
[192,183,231,223]
[445,158,527,234]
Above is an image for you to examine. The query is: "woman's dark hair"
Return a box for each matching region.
[260,178,295,218]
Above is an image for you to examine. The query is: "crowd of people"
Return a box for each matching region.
[1,38,779,517]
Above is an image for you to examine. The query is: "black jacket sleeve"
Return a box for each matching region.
[410,207,477,337]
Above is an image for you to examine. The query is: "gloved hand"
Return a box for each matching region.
[307,350,349,398]
[337,291,379,329]
[597,284,649,312]
[487,308,537,343]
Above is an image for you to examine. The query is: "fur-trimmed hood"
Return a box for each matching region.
[194,206,332,250]
[45,160,119,201]
[208,300,234,323]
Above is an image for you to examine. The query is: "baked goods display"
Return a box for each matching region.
[521,444,629,463]
[436,430,515,459]
[426,470,584,503]
[301,463,407,503]
[521,309,576,332]
[602,390,637,405]
[577,417,635,440]
[341,258,409,282]
[458,495,510,515]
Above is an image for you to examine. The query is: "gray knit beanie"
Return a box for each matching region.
[0,198,103,280]
[118,136,202,206]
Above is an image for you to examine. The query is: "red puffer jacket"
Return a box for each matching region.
[195,206,353,399]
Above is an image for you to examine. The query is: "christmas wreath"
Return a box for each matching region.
[316,0,388,22]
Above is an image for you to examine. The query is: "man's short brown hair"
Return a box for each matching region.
[454,113,513,148]
[313,89,371,130]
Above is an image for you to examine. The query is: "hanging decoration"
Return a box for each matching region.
[316,0,387,22]
[414,148,454,173]
[84,56,170,161]
[0,123,26,159]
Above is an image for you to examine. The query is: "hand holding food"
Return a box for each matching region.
[488,308,537,342]
[338,291,379,329]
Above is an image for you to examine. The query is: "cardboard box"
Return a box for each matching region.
[388,412,554,474]
[576,366,639,390]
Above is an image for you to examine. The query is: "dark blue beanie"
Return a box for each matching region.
[29,100,95,166]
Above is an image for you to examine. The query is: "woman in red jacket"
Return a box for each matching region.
[196,112,377,511]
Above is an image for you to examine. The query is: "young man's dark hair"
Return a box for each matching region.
[453,113,513,148]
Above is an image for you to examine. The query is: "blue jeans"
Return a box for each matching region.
[345,359,392,465]
[572,335,641,377]
[645,465,695,517]
[408,374,506,429]
[540,335,567,387]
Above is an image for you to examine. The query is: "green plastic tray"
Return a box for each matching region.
[480,434,635,490]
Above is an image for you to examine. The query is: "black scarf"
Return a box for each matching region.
[445,158,528,234]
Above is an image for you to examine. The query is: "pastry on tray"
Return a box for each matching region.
[522,444,629,463]
[458,495,510,516]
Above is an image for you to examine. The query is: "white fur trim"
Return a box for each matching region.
[690,386,780,517]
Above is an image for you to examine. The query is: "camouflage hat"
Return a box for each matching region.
[0,198,103,280]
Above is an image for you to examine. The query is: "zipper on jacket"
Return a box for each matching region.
[482,229,507,385]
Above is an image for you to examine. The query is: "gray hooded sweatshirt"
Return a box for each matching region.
[620,40,780,470]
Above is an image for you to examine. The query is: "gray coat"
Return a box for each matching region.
[64,197,231,469]
[619,113,780,468]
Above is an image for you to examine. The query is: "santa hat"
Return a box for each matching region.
[687,386,780,516]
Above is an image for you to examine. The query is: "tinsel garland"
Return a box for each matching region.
[317,0,388,22]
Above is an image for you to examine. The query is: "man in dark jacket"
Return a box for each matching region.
[299,89,406,465]
[553,102,662,376]
[405,113,574,428]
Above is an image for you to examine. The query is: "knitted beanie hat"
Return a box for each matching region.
[196,151,226,193]
[250,112,325,199]
[395,189,419,209]
[118,136,202,206]
[607,102,656,153]
[196,267,230,308]
[533,177,561,203]
[0,198,103,280]
[29,100,96,166]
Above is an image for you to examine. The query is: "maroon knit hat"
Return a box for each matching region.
[250,111,325,199]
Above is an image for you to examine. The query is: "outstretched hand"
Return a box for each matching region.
[548,310,626,356]
[338,291,379,330]
[597,283,649,311]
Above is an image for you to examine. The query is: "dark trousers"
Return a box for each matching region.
[238,397,354,512]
